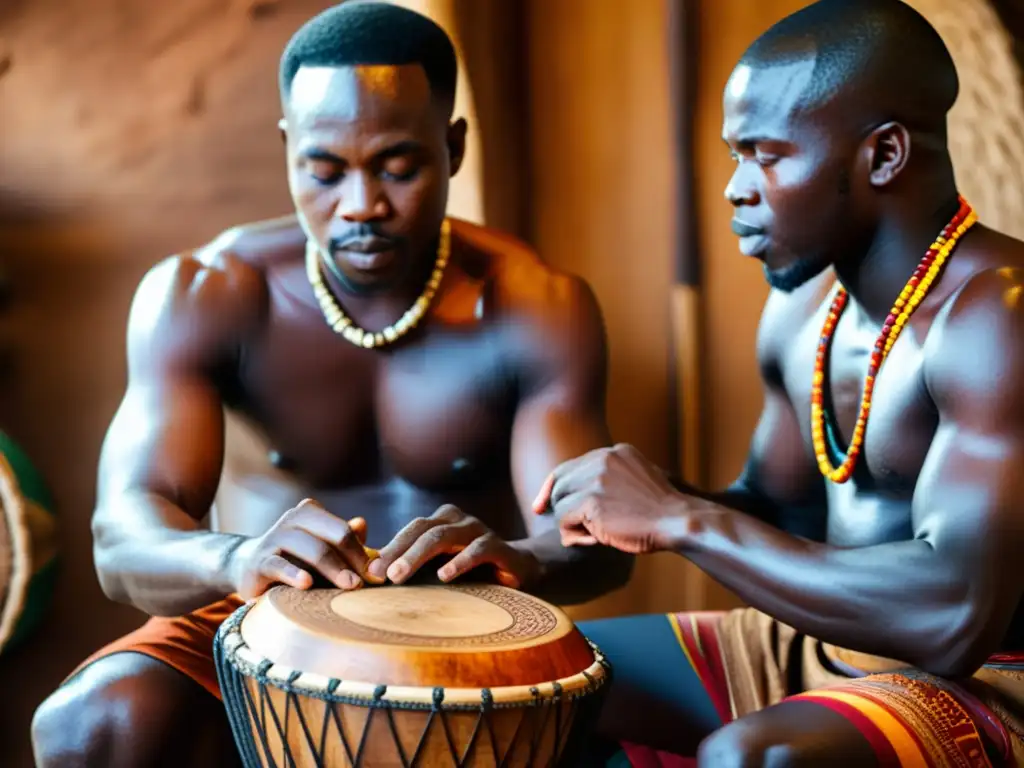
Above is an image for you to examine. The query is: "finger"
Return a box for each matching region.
[368,517,440,582]
[276,529,361,590]
[556,495,598,539]
[549,460,604,511]
[259,554,313,593]
[346,517,385,584]
[388,521,479,584]
[436,536,515,585]
[532,473,556,515]
[349,517,368,544]
[551,489,593,523]
[291,504,372,581]
[560,530,599,548]
[532,451,604,517]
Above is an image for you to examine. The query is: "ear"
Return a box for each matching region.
[865,122,911,188]
[446,118,468,177]
[278,118,288,145]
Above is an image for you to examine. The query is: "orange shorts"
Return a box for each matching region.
[67,595,245,700]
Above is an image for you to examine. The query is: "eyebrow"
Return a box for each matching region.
[299,140,425,164]
[301,148,343,163]
[722,135,784,147]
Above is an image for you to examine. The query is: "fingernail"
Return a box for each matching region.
[341,571,360,589]
[388,561,408,582]
[437,566,453,581]
[367,559,387,580]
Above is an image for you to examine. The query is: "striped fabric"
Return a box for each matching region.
[610,612,1023,767]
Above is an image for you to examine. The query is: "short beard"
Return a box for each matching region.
[764,255,830,293]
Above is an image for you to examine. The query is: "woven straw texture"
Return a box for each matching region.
[905,0,1024,240]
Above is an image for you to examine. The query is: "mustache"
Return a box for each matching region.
[731,219,765,237]
[329,225,402,252]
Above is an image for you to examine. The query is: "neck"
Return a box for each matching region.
[833,193,961,322]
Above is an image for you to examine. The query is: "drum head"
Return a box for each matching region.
[240,584,597,689]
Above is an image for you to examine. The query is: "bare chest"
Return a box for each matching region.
[226,311,517,494]
[783,303,939,543]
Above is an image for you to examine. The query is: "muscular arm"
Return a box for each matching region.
[509,275,634,605]
[91,251,265,616]
[669,273,1024,676]
[672,290,829,540]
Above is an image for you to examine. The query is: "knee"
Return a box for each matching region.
[32,680,114,767]
[32,658,179,768]
[698,723,799,768]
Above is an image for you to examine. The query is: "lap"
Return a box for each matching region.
[63,594,242,700]
[579,611,1013,767]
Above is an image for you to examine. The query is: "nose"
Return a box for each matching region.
[724,163,760,208]
[336,172,389,222]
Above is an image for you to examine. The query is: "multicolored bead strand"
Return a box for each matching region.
[811,196,977,484]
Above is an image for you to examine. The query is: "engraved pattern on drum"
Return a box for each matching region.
[269,584,561,648]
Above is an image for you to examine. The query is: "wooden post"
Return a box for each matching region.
[667,0,704,488]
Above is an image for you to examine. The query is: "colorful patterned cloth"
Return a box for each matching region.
[578,609,1024,767]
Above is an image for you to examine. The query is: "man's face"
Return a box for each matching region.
[722,59,864,292]
[283,64,461,294]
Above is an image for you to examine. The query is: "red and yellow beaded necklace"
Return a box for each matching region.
[811,196,977,484]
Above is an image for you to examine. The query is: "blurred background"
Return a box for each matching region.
[2,0,1024,764]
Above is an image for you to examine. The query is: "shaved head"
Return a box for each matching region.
[740,0,959,140]
[723,0,962,293]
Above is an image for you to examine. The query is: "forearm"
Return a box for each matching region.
[512,530,634,606]
[92,491,246,616]
[669,477,826,541]
[677,501,972,672]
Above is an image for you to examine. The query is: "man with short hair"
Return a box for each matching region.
[31,4,632,765]
[542,1,1024,765]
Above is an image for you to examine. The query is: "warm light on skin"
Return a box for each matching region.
[726,63,753,103]
[285,64,433,127]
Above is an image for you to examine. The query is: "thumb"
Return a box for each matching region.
[532,473,556,515]
[348,516,368,543]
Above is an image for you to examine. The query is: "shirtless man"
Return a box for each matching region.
[30,4,632,765]
[540,1,1024,765]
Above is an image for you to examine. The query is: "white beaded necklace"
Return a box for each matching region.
[305,218,450,349]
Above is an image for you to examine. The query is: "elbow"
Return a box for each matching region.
[916,603,1000,679]
[90,512,129,605]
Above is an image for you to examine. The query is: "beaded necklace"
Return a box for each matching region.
[306,218,450,349]
[811,196,977,483]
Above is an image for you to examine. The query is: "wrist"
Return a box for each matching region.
[656,494,704,552]
[220,534,254,595]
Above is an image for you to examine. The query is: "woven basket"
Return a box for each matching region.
[0,432,57,656]
[905,0,1024,240]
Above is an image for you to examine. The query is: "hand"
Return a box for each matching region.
[229,498,383,600]
[535,443,688,554]
[366,505,540,589]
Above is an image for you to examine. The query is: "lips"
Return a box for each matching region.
[730,219,769,259]
[335,237,396,254]
[731,219,765,238]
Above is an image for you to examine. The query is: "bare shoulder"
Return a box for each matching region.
[205,213,307,269]
[924,262,1024,410]
[126,218,294,370]
[450,218,605,338]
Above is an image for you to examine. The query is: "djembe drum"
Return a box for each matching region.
[0,430,57,657]
[214,583,610,767]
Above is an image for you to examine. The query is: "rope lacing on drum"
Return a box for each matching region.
[214,602,614,768]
